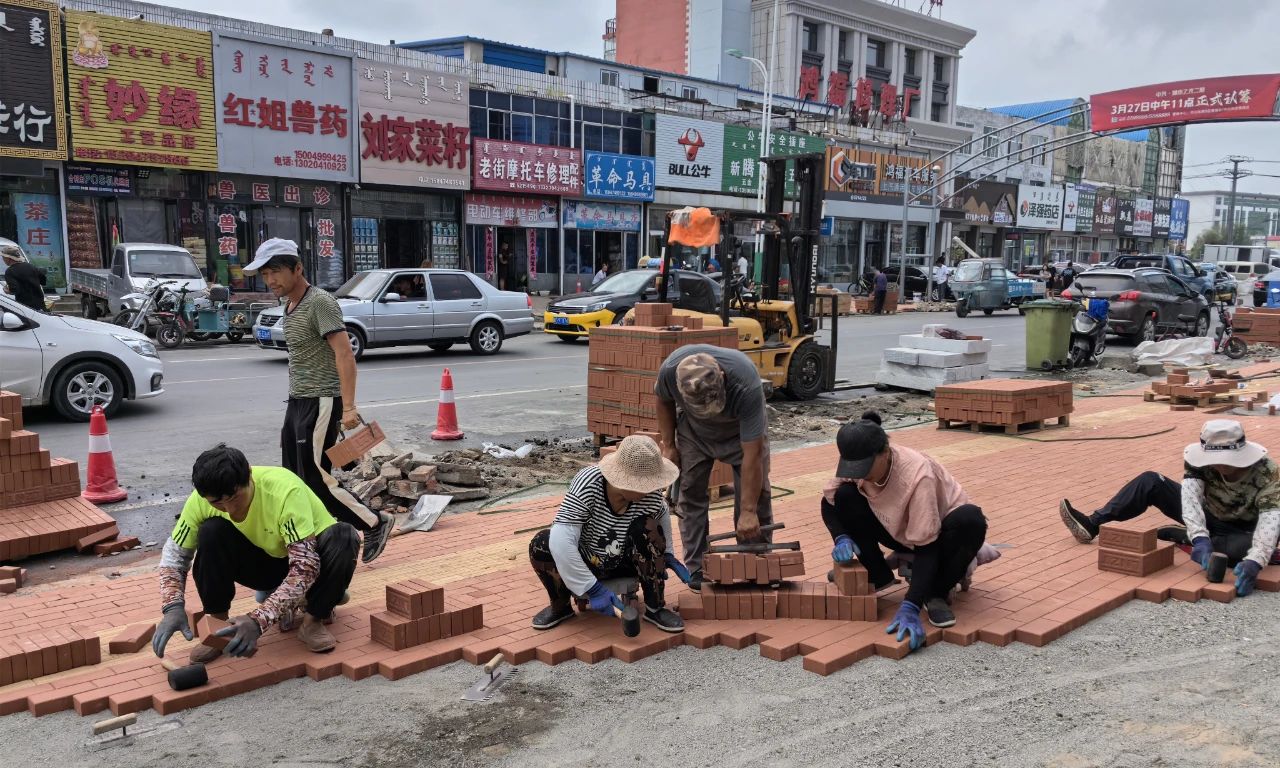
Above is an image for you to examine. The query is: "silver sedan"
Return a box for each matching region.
[252,269,534,360]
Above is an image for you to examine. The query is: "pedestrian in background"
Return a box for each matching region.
[1,244,45,312]
[591,261,609,289]
[872,267,889,314]
[242,238,394,565]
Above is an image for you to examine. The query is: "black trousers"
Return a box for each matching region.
[821,482,987,606]
[873,289,887,314]
[1092,471,1256,564]
[282,396,379,531]
[529,516,668,610]
[193,517,358,620]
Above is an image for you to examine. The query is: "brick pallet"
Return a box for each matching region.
[1232,307,1280,345]
[934,379,1072,433]
[877,329,991,392]
[851,291,899,315]
[1145,368,1266,411]
[815,288,852,316]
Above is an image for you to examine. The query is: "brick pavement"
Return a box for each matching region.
[3,373,1280,717]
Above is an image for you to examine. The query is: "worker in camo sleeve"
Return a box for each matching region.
[1060,420,1280,596]
[151,444,358,662]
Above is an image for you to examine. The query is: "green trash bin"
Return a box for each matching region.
[1023,299,1077,370]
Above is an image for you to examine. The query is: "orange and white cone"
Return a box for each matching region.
[84,405,127,503]
[575,275,582,293]
[431,368,464,441]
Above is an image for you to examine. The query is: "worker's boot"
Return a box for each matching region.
[532,602,575,630]
[643,606,684,633]
[298,615,337,653]
[687,570,703,593]
[924,597,956,628]
[1059,499,1100,543]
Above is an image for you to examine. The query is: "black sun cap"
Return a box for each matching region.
[835,413,888,479]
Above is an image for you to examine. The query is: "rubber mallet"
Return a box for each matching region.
[161,659,208,691]
[612,601,640,637]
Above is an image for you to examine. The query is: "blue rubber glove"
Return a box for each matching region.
[1234,560,1262,597]
[664,552,692,585]
[832,535,858,564]
[886,600,926,651]
[1190,537,1213,570]
[585,581,619,617]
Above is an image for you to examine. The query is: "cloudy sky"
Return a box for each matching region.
[164,0,1279,195]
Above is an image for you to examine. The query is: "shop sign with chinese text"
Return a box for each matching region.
[1093,193,1118,235]
[1169,198,1189,241]
[464,193,557,228]
[1089,74,1280,133]
[722,126,819,196]
[356,58,469,189]
[1133,197,1154,237]
[583,151,654,201]
[66,164,131,195]
[13,192,64,289]
[1061,186,1080,232]
[64,11,217,169]
[562,200,642,231]
[213,34,356,182]
[1074,186,1097,233]
[472,140,581,195]
[0,0,66,160]
[823,145,939,205]
[1015,184,1064,230]
[1115,198,1135,237]
[209,175,336,208]
[1152,198,1171,239]
[654,114,724,192]
[942,180,1017,226]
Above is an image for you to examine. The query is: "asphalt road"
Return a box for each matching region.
[25,309,1033,555]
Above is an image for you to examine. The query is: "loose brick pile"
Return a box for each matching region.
[704,551,804,585]
[1097,519,1176,578]
[1232,307,1280,344]
[0,566,27,594]
[0,391,119,561]
[1146,369,1265,412]
[370,579,483,652]
[3,370,1280,717]
[682,582,879,622]
[935,379,1072,432]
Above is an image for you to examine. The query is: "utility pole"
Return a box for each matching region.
[1223,155,1251,243]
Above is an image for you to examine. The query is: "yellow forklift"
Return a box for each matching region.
[658,153,837,399]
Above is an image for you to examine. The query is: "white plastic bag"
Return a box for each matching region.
[1132,337,1213,367]
[482,442,534,459]
[396,495,451,533]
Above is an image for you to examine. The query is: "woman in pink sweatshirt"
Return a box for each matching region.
[821,411,987,651]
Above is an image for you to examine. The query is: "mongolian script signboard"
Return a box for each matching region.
[356,58,469,189]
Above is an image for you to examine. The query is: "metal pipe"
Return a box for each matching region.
[559,93,577,297]
[927,102,1089,171]
[915,128,1104,205]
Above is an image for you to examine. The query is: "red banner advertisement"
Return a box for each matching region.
[473,139,582,196]
[526,228,538,280]
[1090,74,1280,133]
[484,226,495,279]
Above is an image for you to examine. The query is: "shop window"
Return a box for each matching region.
[602,127,621,154]
[601,70,620,87]
[681,86,699,101]
[803,21,820,53]
[429,273,482,301]
[866,39,885,68]
[511,113,534,143]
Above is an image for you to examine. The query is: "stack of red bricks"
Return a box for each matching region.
[1096,520,1174,577]
[0,628,102,685]
[369,579,483,651]
[0,565,27,594]
[586,303,737,439]
[934,379,1072,431]
[1148,370,1246,411]
[682,552,878,622]
[1231,307,1280,344]
[0,391,121,560]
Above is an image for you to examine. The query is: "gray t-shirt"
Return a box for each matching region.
[655,344,767,442]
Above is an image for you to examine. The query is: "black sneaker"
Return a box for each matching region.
[925,597,956,628]
[1059,499,1099,543]
[532,603,576,630]
[687,570,703,593]
[643,606,684,633]
[361,511,395,564]
[1156,526,1190,546]
[1205,552,1229,584]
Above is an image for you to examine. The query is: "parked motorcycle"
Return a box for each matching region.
[113,279,176,336]
[1068,294,1110,368]
[1213,302,1247,360]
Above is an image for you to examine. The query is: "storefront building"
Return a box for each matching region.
[0,0,69,290]
[352,59,469,276]
[61,11,218,286]
[1008,183,1065,270]
[466,139,581,293]
[568,150,653,278]
[821,143,942,282]
[941,179,1016,264]
[211,33,356,290]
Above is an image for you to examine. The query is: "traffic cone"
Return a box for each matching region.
[84,405,127,503]
[431,368,464,441]
[575,275,582,293]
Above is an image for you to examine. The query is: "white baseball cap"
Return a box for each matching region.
[242,238,299,275]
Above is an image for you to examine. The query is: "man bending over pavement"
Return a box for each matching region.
[1060,419,1280,596]
[821,412,988,652]
[528,436,689,633]
[656,345,773,590]
[152,444,359,661]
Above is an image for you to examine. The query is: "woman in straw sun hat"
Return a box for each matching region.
[1060,419,1280,596]
[527,435,690,633]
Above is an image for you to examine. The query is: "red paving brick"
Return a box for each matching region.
[5,373,1280,714]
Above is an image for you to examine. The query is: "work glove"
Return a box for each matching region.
[1190,537,1213,570]
[1234,560,1262,597]
[585,582,619,618]
[664,552,692,585]
[831,535,858,564]
[215,615,263,657]
[151,602,193,657]
[885,600,926,652]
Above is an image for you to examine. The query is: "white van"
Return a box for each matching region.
[1216,261,1273,286]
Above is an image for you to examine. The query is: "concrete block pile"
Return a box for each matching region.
[875,325,991,392]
